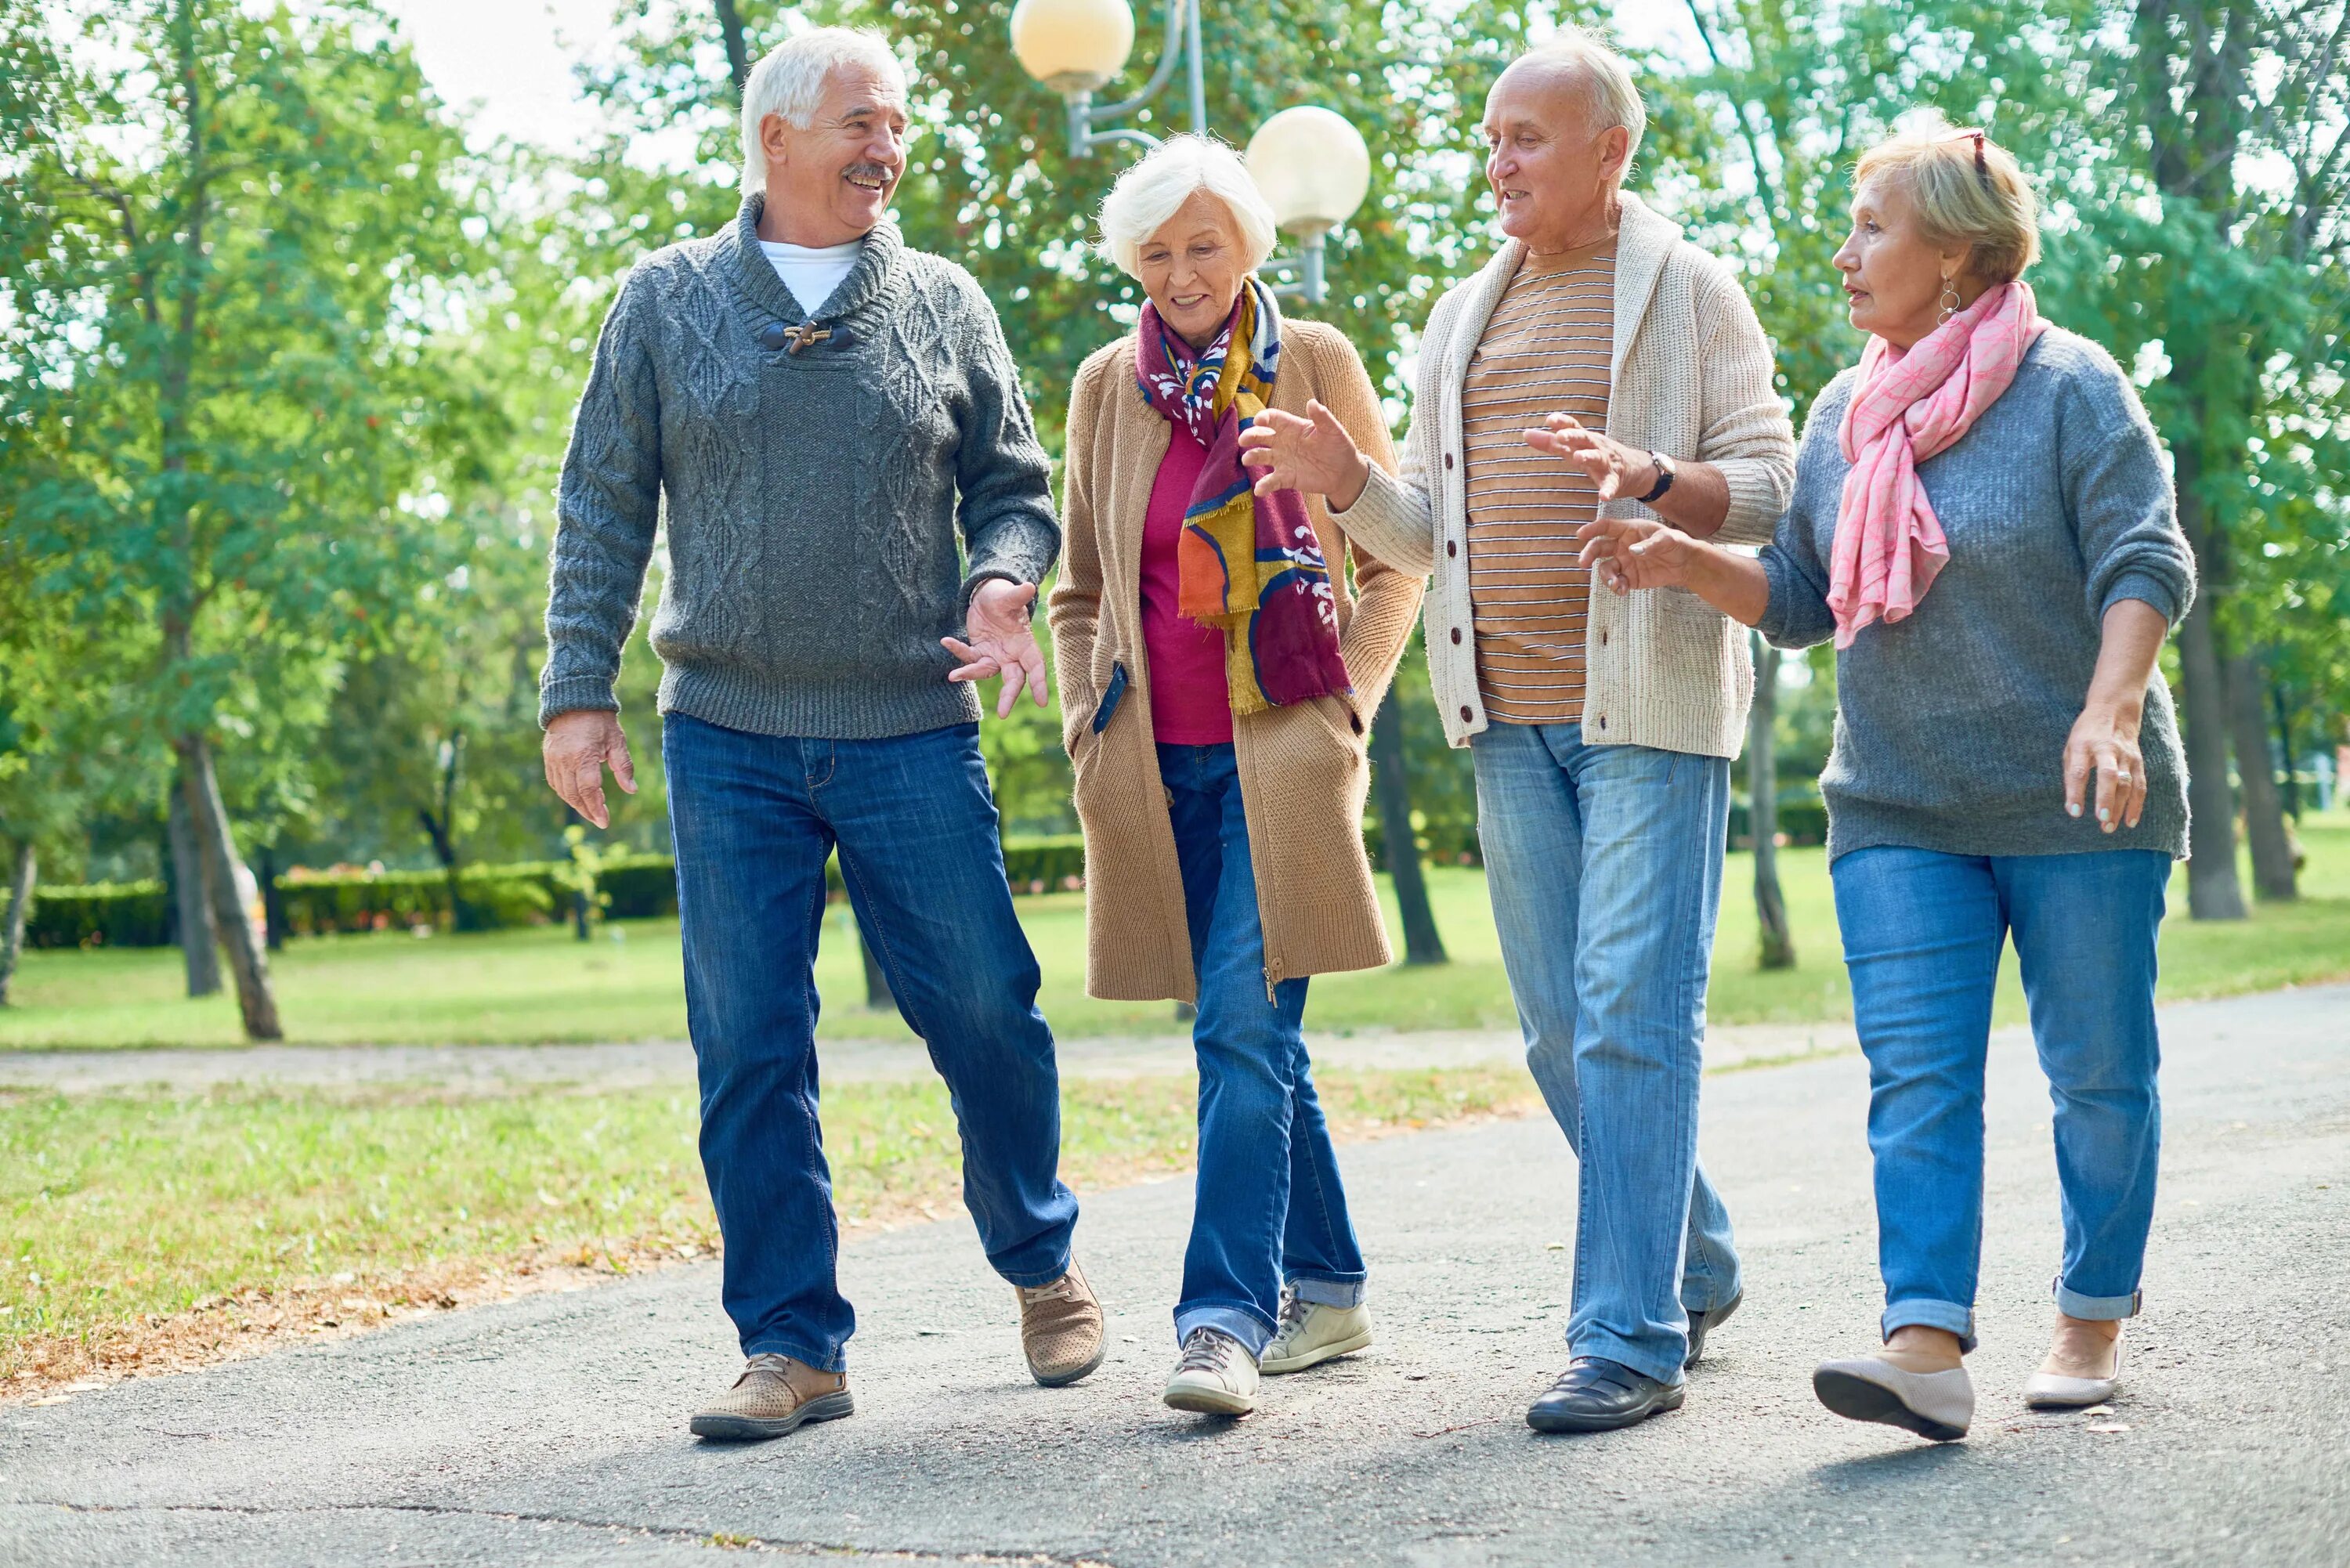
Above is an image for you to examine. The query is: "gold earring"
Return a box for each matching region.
[1936,276,1961,325]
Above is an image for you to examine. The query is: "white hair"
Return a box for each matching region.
[739,27,908,199]
[1511,26,1647,171]
[1095,135,1280,280]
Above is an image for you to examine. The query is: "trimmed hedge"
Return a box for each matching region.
[27,836,1094,948]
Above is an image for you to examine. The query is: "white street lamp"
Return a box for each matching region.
[1009,0,1368,304]
[1246,106,1372,303]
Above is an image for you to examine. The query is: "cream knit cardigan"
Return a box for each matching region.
[1340,191,1797,757]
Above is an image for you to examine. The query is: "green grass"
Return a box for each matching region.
[5,820,2345,1050]
[0,1066,1535,1374]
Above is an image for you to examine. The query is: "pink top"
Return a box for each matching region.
[1139,429,1235,745]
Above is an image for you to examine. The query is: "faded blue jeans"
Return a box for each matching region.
[663,714,1079,1372]
[1831,845,2168,1348]
[1161,742,1367,1357]
[1471,721,1744,1386]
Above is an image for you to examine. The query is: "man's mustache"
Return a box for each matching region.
[844,162,896,185]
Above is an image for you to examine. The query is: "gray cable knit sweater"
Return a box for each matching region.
[1758,328,2196,863]
[539,200,1059,739]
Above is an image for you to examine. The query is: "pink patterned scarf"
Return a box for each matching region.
[1830,279,2049,647]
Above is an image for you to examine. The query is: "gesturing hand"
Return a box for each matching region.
[1575,516,1700,595]
[1527,414,1659,502]
[543,710,636,830]
[943,578,1050,718]
[2063,699,2149,833]
[1237,399,1372,509]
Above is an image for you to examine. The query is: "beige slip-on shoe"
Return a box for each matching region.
[1813,1355,1973,1443]
[2024,1333,2125,1408]
[1260,1292,1372,1375]
[1016,1260,1107,1387]
[689,1353,854,1441]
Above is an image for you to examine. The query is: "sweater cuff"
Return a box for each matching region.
[2100,568,2183,627]
[539,677,620,730]
[1714,459,1786,546]
[1335,467,1437,576]
[960,515,1059,618]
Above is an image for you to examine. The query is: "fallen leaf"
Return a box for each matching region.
[2086,1422,2131,1434]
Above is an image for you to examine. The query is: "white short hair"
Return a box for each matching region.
[1095,135,1280,280]
[1513,26,1647,169]
[739,27,907,198]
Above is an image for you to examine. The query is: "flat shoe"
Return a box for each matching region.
[1813,1357,1972,1443]
[2024,1339,2124,1408]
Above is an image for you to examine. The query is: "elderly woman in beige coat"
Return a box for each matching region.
[1048,135,1423,1418]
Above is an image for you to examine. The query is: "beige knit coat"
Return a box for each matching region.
[1340,191,1798,757]
[1048,321,1425,1002]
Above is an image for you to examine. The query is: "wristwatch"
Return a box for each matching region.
[1636,450,1677,505]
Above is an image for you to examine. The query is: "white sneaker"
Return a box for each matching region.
[1260,1291,1372,1375]
[1162,1327,1259,1415]
[1813,1355,1974,1442]
[2024,1335,2125,1408]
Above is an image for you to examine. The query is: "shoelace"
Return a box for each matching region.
[1274,1289,1311,1333]
[1018,1273,1078,1306]
[1177,1328,1235,1373]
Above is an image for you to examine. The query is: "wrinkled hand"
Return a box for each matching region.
[1237,399,1372,508]
[543,710,636,830]
[1528,414,1659,502]
[2063,699,2148,833]
[1575,516,1700,595]
[942,578,1050,717]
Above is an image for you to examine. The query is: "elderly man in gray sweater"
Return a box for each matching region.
[538,28,1104,1442]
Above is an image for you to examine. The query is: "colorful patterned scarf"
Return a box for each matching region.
[1136,276,1351,716]
[1830,278,2050,647]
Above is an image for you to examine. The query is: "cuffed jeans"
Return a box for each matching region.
[1161,742,1367,1357]
[1831,845,2168,1349]
[1471,721,1743,1386]
[663,714,1079,1372]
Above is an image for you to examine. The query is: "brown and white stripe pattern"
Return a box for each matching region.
[1460,242,1615,724]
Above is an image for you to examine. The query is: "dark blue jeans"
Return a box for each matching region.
[1831,846,2168,1349]
[663,714,1079,1372]
[1160,742,1367,1357]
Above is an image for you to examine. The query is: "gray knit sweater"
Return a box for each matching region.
[1758,328,2196,863]
[540,200,1059,739]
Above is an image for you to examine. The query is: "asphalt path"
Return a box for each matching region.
[3,984,2343,1566]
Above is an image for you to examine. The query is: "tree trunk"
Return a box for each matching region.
[2171,476,2247,919]
[1368,705,1446,966]
[167,771,222,995]
[2225,652,2297,901]
[858,924,896,1011]
[0,840,33,1007]
[714,0,750,90]
[2272,682,2301,822]
[177,735,283,1040]
[257,842,287,951]
[1747,636,1796,970]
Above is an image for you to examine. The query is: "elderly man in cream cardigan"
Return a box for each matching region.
[1242,29,1795,1435]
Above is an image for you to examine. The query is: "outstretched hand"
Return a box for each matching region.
[1528,414,1659,502]
[943,578,1050,718]
[1237,399,1372,508]
[1574,516,1700,594]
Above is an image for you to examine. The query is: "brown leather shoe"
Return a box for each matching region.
[1016,1260,1106,1387]
[689,1353,854,1441]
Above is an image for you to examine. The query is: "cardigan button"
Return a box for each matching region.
[757,322,790,351]
[1599,630,1608,647]
[1446,540,1457,558]
[1449,627,1462,645]
[1595,715,1607,731]
[1459,705,1473,722]
[1444,452,1455,469]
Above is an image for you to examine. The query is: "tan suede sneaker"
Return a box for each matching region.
[1016,1260,1106,1387]
[689,1353,854,1441]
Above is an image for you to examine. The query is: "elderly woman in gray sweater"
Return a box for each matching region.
[1576,127,2194,1444]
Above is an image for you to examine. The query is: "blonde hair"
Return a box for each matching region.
[1095,135,1280,280]
[1853,126,2041,285]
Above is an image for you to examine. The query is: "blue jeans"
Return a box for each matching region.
[663,714,1079,1371]
[1831,845,2168,1349]
[1471,721,1743,1386]
[1160,742,1367,1357]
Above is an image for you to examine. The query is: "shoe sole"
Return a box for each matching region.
[1261,1327,1373,1375]
[1813,1367,1967,1442]
[2022,1381,2120,1410]
[1525,1383,1685,1434]
[1163,1385,1256,1416]
[689,1390,855,1442]
[1029,1339,1108,1389]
